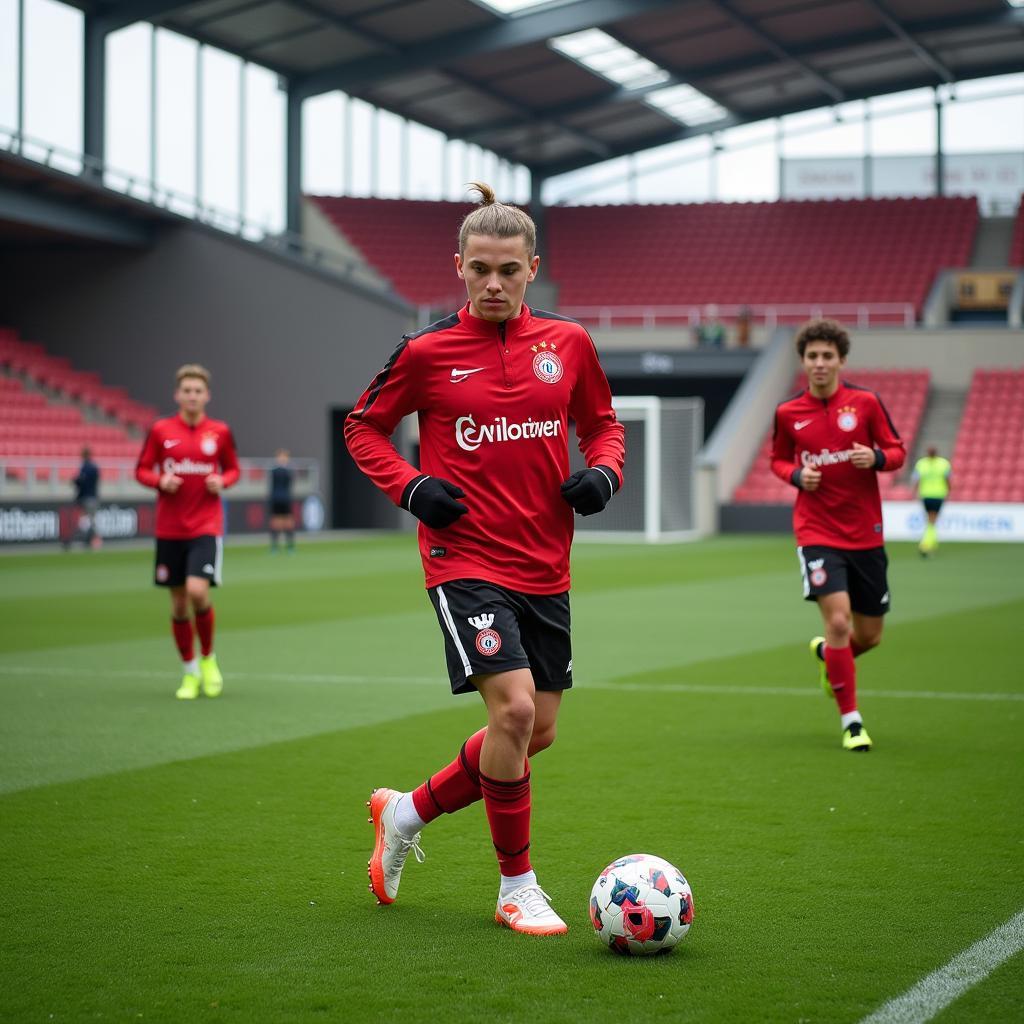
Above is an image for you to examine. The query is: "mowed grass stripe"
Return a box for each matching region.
[2,663,1022,703]
[1,682,1020,1023]
[2,594,1021,794]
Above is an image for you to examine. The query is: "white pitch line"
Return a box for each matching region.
[859,909,1024,1024]
[0,664,1021,702]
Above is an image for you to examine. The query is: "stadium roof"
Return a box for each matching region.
[77,0,1024,178]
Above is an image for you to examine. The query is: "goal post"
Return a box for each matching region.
[572,396,704,543]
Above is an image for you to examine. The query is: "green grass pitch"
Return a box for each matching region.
[1,535,1022,1023]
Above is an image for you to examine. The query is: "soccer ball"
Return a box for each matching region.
[590,853,694,956]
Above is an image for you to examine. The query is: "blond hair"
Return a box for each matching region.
[458,182,537,258]
[175,363,211,387]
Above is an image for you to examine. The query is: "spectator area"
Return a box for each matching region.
[545,198,976,316]
[0,329,154,480]
[311,196,978,317]
[0,329,157,432]
[950,369,1024,503]
[732,370,930,505]
[310,196,472,306]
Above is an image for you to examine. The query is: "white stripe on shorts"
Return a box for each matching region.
[214,536,223,586]
[436,585,472,677]
[797,545,809,598]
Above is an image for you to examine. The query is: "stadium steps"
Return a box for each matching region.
[970,217,1015,267]
[907,388,966,469]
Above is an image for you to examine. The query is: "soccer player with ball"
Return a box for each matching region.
[771,320,905,751]
[345,183,625,935]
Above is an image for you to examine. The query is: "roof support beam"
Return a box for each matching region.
[860,0,954,84]
[707,0,845,103]
[293,0,683,101]
[95,0,202,34]
[537,57,1024,178]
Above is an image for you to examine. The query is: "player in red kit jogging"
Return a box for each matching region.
[136,364,239,700]
[771,320,905,751]
[345,183,625,935]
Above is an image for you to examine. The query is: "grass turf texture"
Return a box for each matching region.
[1,535,1022,1023]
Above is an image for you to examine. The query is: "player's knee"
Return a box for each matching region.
[528,722,557,755]
[826,613,852,639]
[186,581,208,608]
[495,697,536,743]
[859,632,882,651]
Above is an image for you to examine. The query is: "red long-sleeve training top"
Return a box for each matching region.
[136,414,239,539]
[345,303,625,593]
[771,381,905,549]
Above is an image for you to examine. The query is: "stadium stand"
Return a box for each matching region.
[310,196,472,306]
[0,328,157,434]
[0,329,152,481]
[1009,198,1024,267]
[732,370,929,504]
[950,369,1024,503]
[310,196,978,319]
[545,198,977,318]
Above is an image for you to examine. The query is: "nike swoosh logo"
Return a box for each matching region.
[163,439,181,448]
[794,420,813,430]
[450,368,484,382]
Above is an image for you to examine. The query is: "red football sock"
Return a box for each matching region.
[480,768,532,877]
[824,644,858,715]
[411,728,486,824]
[194,605,215,657]
[171,617,194,662]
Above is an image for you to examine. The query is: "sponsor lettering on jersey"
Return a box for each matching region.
[455,414,561,452]
[163,457,216,475]
[800,448,855,468]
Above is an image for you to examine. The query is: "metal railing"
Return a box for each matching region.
[0,126,392,294]
[0,456,320,500]
[558,302,917,330]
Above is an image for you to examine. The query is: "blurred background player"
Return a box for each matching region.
[345,182,624,936]
[135,364,239,699]
[268,448,296,553]
[771,319,905,751]
[911,445,952,557]
[67,446,101,550]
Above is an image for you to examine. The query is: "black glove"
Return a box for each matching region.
[560,465,619,516]
[402,475,468,529]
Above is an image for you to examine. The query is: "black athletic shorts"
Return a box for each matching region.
[922,498,945,514]
[797,544,890,617]
[427,578,573,696]
[269,499,293,516]
[154,535,222,588]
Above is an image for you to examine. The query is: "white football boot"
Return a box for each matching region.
[495,883,568,936]
[366,788,425,905]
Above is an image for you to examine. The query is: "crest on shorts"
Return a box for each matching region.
[836,406,858,432]
[475,628,502,656]
[156,564,169,583]
[808,557,827,587]
[200,433,219,456]
[531,340,563,384]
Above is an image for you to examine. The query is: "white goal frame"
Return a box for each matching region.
[575,395,704,544]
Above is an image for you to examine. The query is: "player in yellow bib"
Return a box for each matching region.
[911,446,951,556]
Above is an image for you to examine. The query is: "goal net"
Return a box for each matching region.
[572,396,704,543]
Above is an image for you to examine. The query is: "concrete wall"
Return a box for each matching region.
[0,222,414,518]
[849,328,1024,387]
